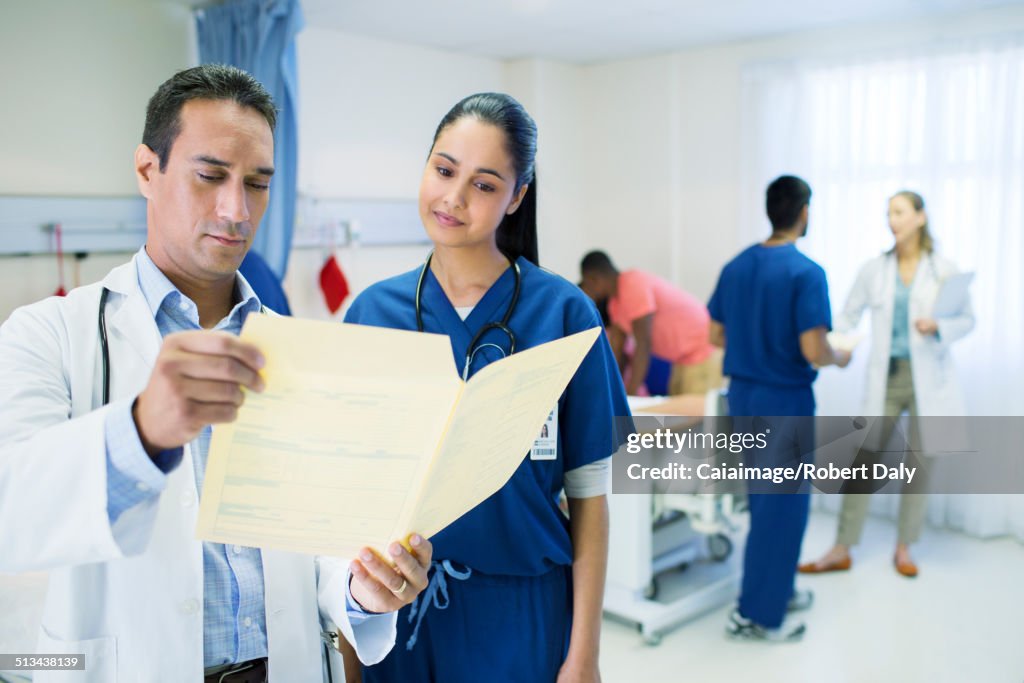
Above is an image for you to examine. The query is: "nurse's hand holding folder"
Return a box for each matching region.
[349,535,432,613]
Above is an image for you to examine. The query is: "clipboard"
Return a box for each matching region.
[931,272,974,318]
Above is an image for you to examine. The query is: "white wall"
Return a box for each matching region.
[577,55,679,285]
[0,20,597,322]
[289,29,507,320]
[0,0,193,196]
[0,0,194,655]
[0,0,193,322]
[578,4,1024,304]
[504,58,589,280]
[289,3,1024,318]
[4,3,1022,325]
[570,4,1024,415]
[290,34,607,317]
[297,29,507,200]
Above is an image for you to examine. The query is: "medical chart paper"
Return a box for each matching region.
[826,331,864,353]
[196,316,600,558]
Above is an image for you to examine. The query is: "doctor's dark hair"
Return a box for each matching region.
[430,93,539,265]
[890,190,935,253]
[580,250,618,276]
[143,64,277,172]
[765,175,812,232]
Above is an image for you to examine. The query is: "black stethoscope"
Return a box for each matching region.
[414,252,521,380]
[99,287,112,406]
[97,286,267,406]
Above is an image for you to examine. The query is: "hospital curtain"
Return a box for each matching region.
[195,0,304,279]
[740,38,1024,542]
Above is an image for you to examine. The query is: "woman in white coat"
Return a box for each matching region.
[800,190,974,578]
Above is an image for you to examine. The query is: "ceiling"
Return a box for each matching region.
[299,0,1024,64]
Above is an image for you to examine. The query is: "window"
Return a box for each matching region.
[741,41,1024,415]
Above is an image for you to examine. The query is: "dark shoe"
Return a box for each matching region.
[787,588,814,612]
[726,609,805,642]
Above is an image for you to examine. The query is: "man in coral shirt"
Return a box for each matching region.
[580,251,722,396]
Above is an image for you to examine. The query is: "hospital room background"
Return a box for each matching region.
[1,0,1023,681]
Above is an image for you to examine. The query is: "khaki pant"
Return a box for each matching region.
[668,347,724,396]
[837,358,928,546]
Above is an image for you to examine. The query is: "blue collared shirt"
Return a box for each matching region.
[104,247,365,667]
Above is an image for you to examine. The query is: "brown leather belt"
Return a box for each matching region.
[203,657,268,683]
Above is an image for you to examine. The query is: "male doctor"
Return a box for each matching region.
[0,65,430,682]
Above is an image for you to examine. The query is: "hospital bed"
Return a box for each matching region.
[604,391,745,645]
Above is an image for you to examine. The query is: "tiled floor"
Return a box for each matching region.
[599,510,1023,683]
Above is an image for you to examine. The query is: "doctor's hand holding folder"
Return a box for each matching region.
[195,315,600,582]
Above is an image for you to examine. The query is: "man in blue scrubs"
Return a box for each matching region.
[708,175,851,641]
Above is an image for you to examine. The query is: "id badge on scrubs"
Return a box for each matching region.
[530,408,558,461]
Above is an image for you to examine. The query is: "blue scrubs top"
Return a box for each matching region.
[239,250,291,315]
[345,257,630,576]
[707,243,831,389]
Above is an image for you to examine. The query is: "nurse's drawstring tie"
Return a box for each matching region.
[405,559,472,650]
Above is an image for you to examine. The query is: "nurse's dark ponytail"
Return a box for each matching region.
[497,174,538,267]
[431,93,539,266]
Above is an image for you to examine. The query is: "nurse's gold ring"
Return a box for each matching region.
[392,579,408,596]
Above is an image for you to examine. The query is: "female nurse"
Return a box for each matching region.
[799,190,974,578]
[344,93,630,682]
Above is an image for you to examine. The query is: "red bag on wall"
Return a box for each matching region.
[318,254,349,314]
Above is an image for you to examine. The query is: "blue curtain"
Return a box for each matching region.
[196,0,304,279]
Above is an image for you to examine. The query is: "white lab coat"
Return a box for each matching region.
[0,256,396,682]
[836,251,974,418]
